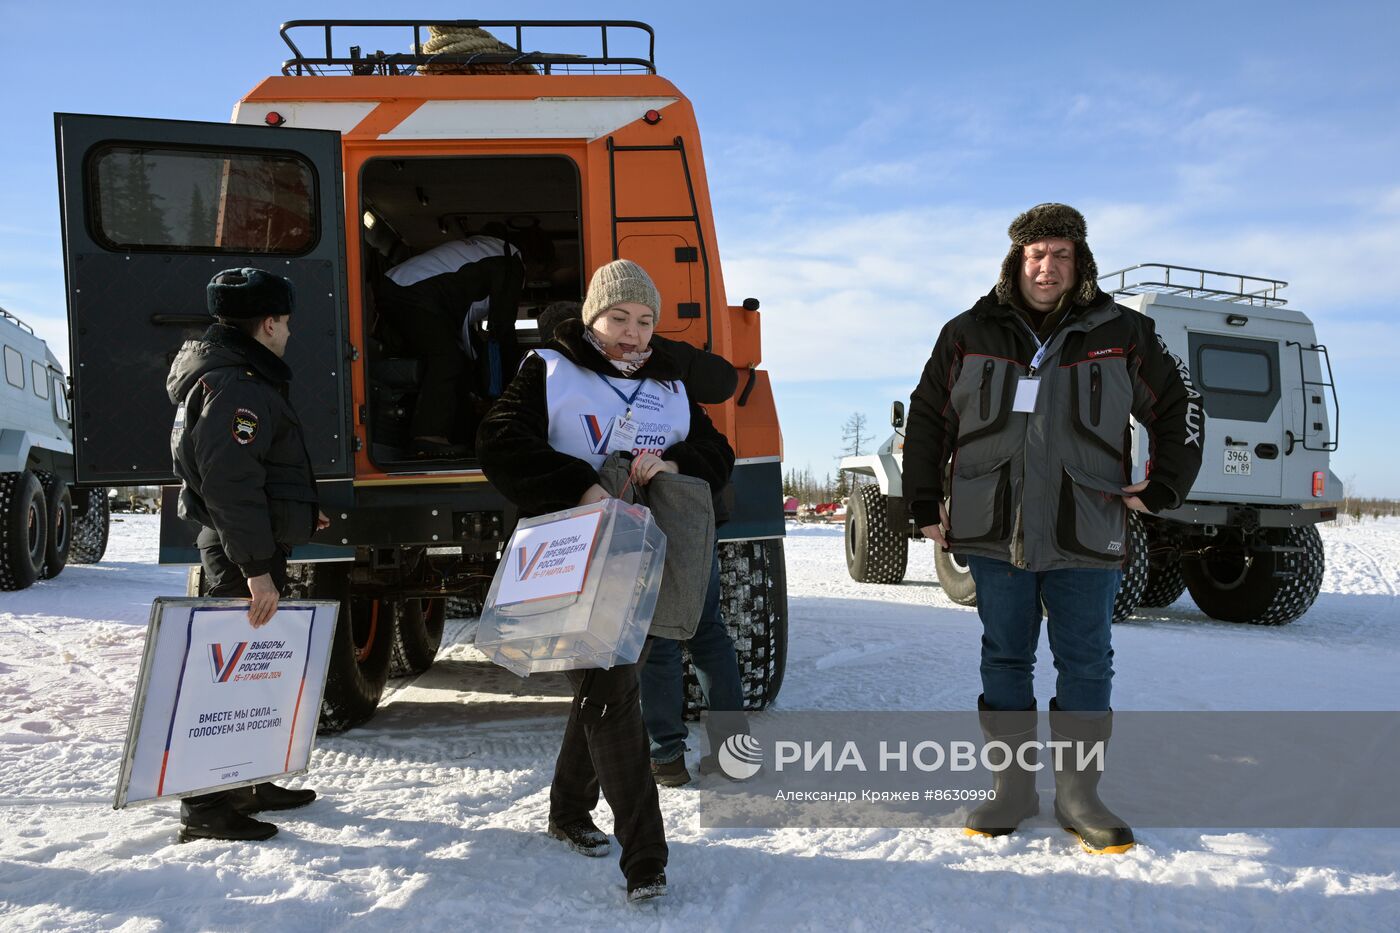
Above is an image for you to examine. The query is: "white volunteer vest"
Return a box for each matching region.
[384,236,520,359]
[534,349,692,470]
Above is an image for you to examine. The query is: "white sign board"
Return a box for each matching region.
[114,598,338,809]
[493,508,605,606]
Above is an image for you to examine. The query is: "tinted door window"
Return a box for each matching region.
[90,146,317,254]
[1199,347,1272,395]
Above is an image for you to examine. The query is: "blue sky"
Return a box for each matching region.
[3,1,1398,494]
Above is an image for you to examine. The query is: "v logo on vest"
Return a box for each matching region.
[579,414,616,456]
[208,642,248,683]
[515,543,549,581]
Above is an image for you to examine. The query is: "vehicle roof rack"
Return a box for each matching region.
[279,20,656,76]
[1100,263,1288,307]
[1,305,35,335]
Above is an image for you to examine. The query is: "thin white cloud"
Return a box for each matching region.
[724,200,1400,388]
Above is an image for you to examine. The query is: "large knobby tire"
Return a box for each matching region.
[284,563,396,733]
[446,594,484,621]
[683,539,788,718]
[37,474,72,580]
[390,597,447,677]
[934,544,978,606]
[1111,512,1150,622]
[1,471,47,591]
[1138,556,1187,608]
[1183,525,1325,625]
[845,484,909,584]
[68,487,110,564]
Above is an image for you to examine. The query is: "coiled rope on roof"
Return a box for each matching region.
[415,25,539,75]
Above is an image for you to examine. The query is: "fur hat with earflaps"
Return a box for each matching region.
[207,268,295,320]
[994,202,1100,306]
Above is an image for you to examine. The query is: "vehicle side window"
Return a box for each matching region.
[4,346,23,389]
[1198,346,1271,396]
[88,145,318,255]
[53,377,70,421]
[32,361,48,398]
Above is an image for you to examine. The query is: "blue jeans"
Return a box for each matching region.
[964,555,1121,712]
[639,547,746,763]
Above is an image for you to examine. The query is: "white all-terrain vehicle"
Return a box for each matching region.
[0,306,109,589]
[840,264,1341,626]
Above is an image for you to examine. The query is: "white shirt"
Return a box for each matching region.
[385,236,521,357]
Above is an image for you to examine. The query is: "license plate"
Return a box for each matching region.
[1224,448,1252,476]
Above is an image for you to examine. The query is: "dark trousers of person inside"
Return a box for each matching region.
[384,295,469,441]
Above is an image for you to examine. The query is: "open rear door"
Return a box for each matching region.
[55,113,350,485]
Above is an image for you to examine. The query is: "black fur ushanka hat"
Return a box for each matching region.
[994,202,1099,306]
[206,268,296,320]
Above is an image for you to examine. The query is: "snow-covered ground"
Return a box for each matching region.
[2,515,1398,930]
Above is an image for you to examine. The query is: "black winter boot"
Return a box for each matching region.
[625,858,668,903]
[179,803,277,843]
[1049,698,1135,854]
[547,816,611,857]
[233,782,317,814]
[964,696,1040,838]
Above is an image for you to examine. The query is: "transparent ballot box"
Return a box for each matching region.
[475,499,667,677]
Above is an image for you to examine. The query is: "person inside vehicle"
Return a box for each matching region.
[377,224,552,458]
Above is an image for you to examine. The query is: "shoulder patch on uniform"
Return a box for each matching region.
[232,408,259,445]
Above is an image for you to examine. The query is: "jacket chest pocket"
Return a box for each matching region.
[1069,359,1131,459]
[952,357,1019,446]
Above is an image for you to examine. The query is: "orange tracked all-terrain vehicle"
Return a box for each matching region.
[54,20,785,731]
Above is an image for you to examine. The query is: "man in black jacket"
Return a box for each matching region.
[902,204,1203,854]
[166,267,329,842]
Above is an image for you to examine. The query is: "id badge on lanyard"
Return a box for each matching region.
[598,372,644,454]
[607,411,639,454]
[1013,337,1053,413]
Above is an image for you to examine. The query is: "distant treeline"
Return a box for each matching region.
[1339,497,1400,520]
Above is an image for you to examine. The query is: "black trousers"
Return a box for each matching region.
[549,640,668,877]
[181,536,289,822]
[392,300,468,441]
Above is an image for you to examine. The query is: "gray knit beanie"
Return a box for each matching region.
[580,260,661,327]
[994,202,1101,306]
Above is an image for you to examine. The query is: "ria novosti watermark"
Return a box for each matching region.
[697,711,1400,829]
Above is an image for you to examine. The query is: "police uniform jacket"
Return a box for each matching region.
[167,323,319,577]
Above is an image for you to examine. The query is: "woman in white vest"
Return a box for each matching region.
[476,260,735,903]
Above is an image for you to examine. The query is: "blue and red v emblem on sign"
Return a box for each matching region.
[515,543,549,581]
[208,642,248,683]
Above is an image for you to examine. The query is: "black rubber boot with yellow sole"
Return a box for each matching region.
[1049,698,1135,855]
[964,696,1040,839]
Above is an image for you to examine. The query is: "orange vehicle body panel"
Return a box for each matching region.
[237,75,780,482]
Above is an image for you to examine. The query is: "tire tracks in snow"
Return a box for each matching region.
[1342,537,1399,599]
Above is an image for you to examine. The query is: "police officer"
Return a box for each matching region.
[166,267,330,842]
